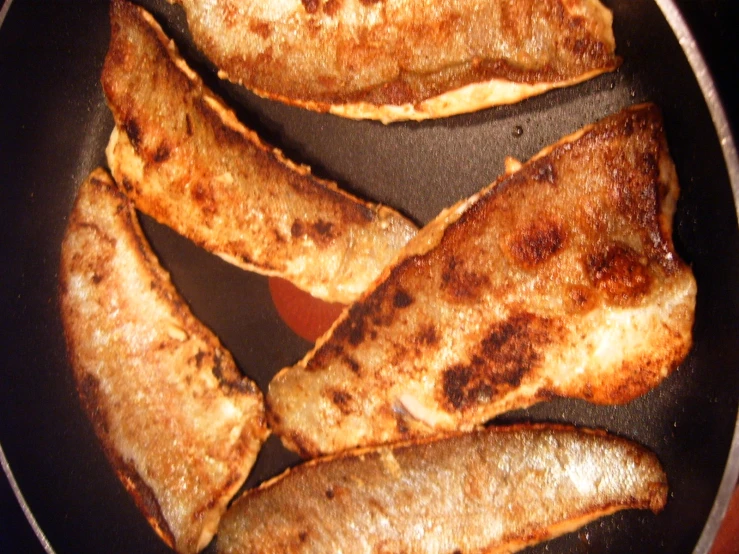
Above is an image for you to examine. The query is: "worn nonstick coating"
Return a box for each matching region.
[1,1,738,553]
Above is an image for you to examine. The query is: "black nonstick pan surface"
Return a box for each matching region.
[1,1,738,552]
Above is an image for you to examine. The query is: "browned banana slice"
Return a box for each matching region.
[172,0,620,122]
[60,168,269,553]
[103,0,417,304]
[217,425,667,553]
[267,104,697,457]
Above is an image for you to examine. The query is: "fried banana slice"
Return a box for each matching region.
[267,104,697,457]
[60,168,269,554]
[171,0,620,122]
[103,0,417,304]
[217,425,668,553]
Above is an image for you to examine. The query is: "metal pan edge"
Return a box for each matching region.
[0,0,737,553]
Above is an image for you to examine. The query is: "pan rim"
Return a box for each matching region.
[0,0,737,553]
[1,1,66,551]
[0,0,13,29]
[0,444,55,553]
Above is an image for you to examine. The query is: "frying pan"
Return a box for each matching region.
[1,0,738,552]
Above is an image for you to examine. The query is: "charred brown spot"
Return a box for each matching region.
[192,349,206,368]
[89,175,112,189]
[192,183,209,203]
[441,256,490,301]
[290,218,336,245]
[324,484,349,501]
[337,308,368,347]
[329,279,408,346]
[211,353,226,381]
[307,344,362,375]
[415,324,439,347]
[301,0,320,13]
[439,313,560,410]
[312,219,335,240]
[343,355,361,374]
[562,15,612,61]
[184,114,193,136]
[393,289,414,308]
[587,244,651,305]
[306,343,344,372]
[212,352,256,395]
[123,117,141,149]
[190,181,217,217]
[505,219,565,268]
[291,220,305,238]
[329,389,353,414]
[567,284,597,313]
[570,38,589,56]
[442,366,490,410]
[118,176,134,193]
[152,142,171,163]
[479,314,550,376]
[237,251,255,265]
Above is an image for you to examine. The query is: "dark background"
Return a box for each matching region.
[1,0,737,552]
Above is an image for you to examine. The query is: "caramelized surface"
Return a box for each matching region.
[103,0,416,303]
[60,169,269,554]
[173,0,620,121]
[218,425,667,553]
[268,104,697,457]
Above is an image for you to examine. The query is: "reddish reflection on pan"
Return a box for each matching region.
[710,484,739,554]
[269,277,345,342]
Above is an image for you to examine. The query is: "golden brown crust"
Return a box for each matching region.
[59,168,269,554]
[267,104,697,458]
[103,0,417,303]
[172,0,620,121]
[217,424,667,553]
